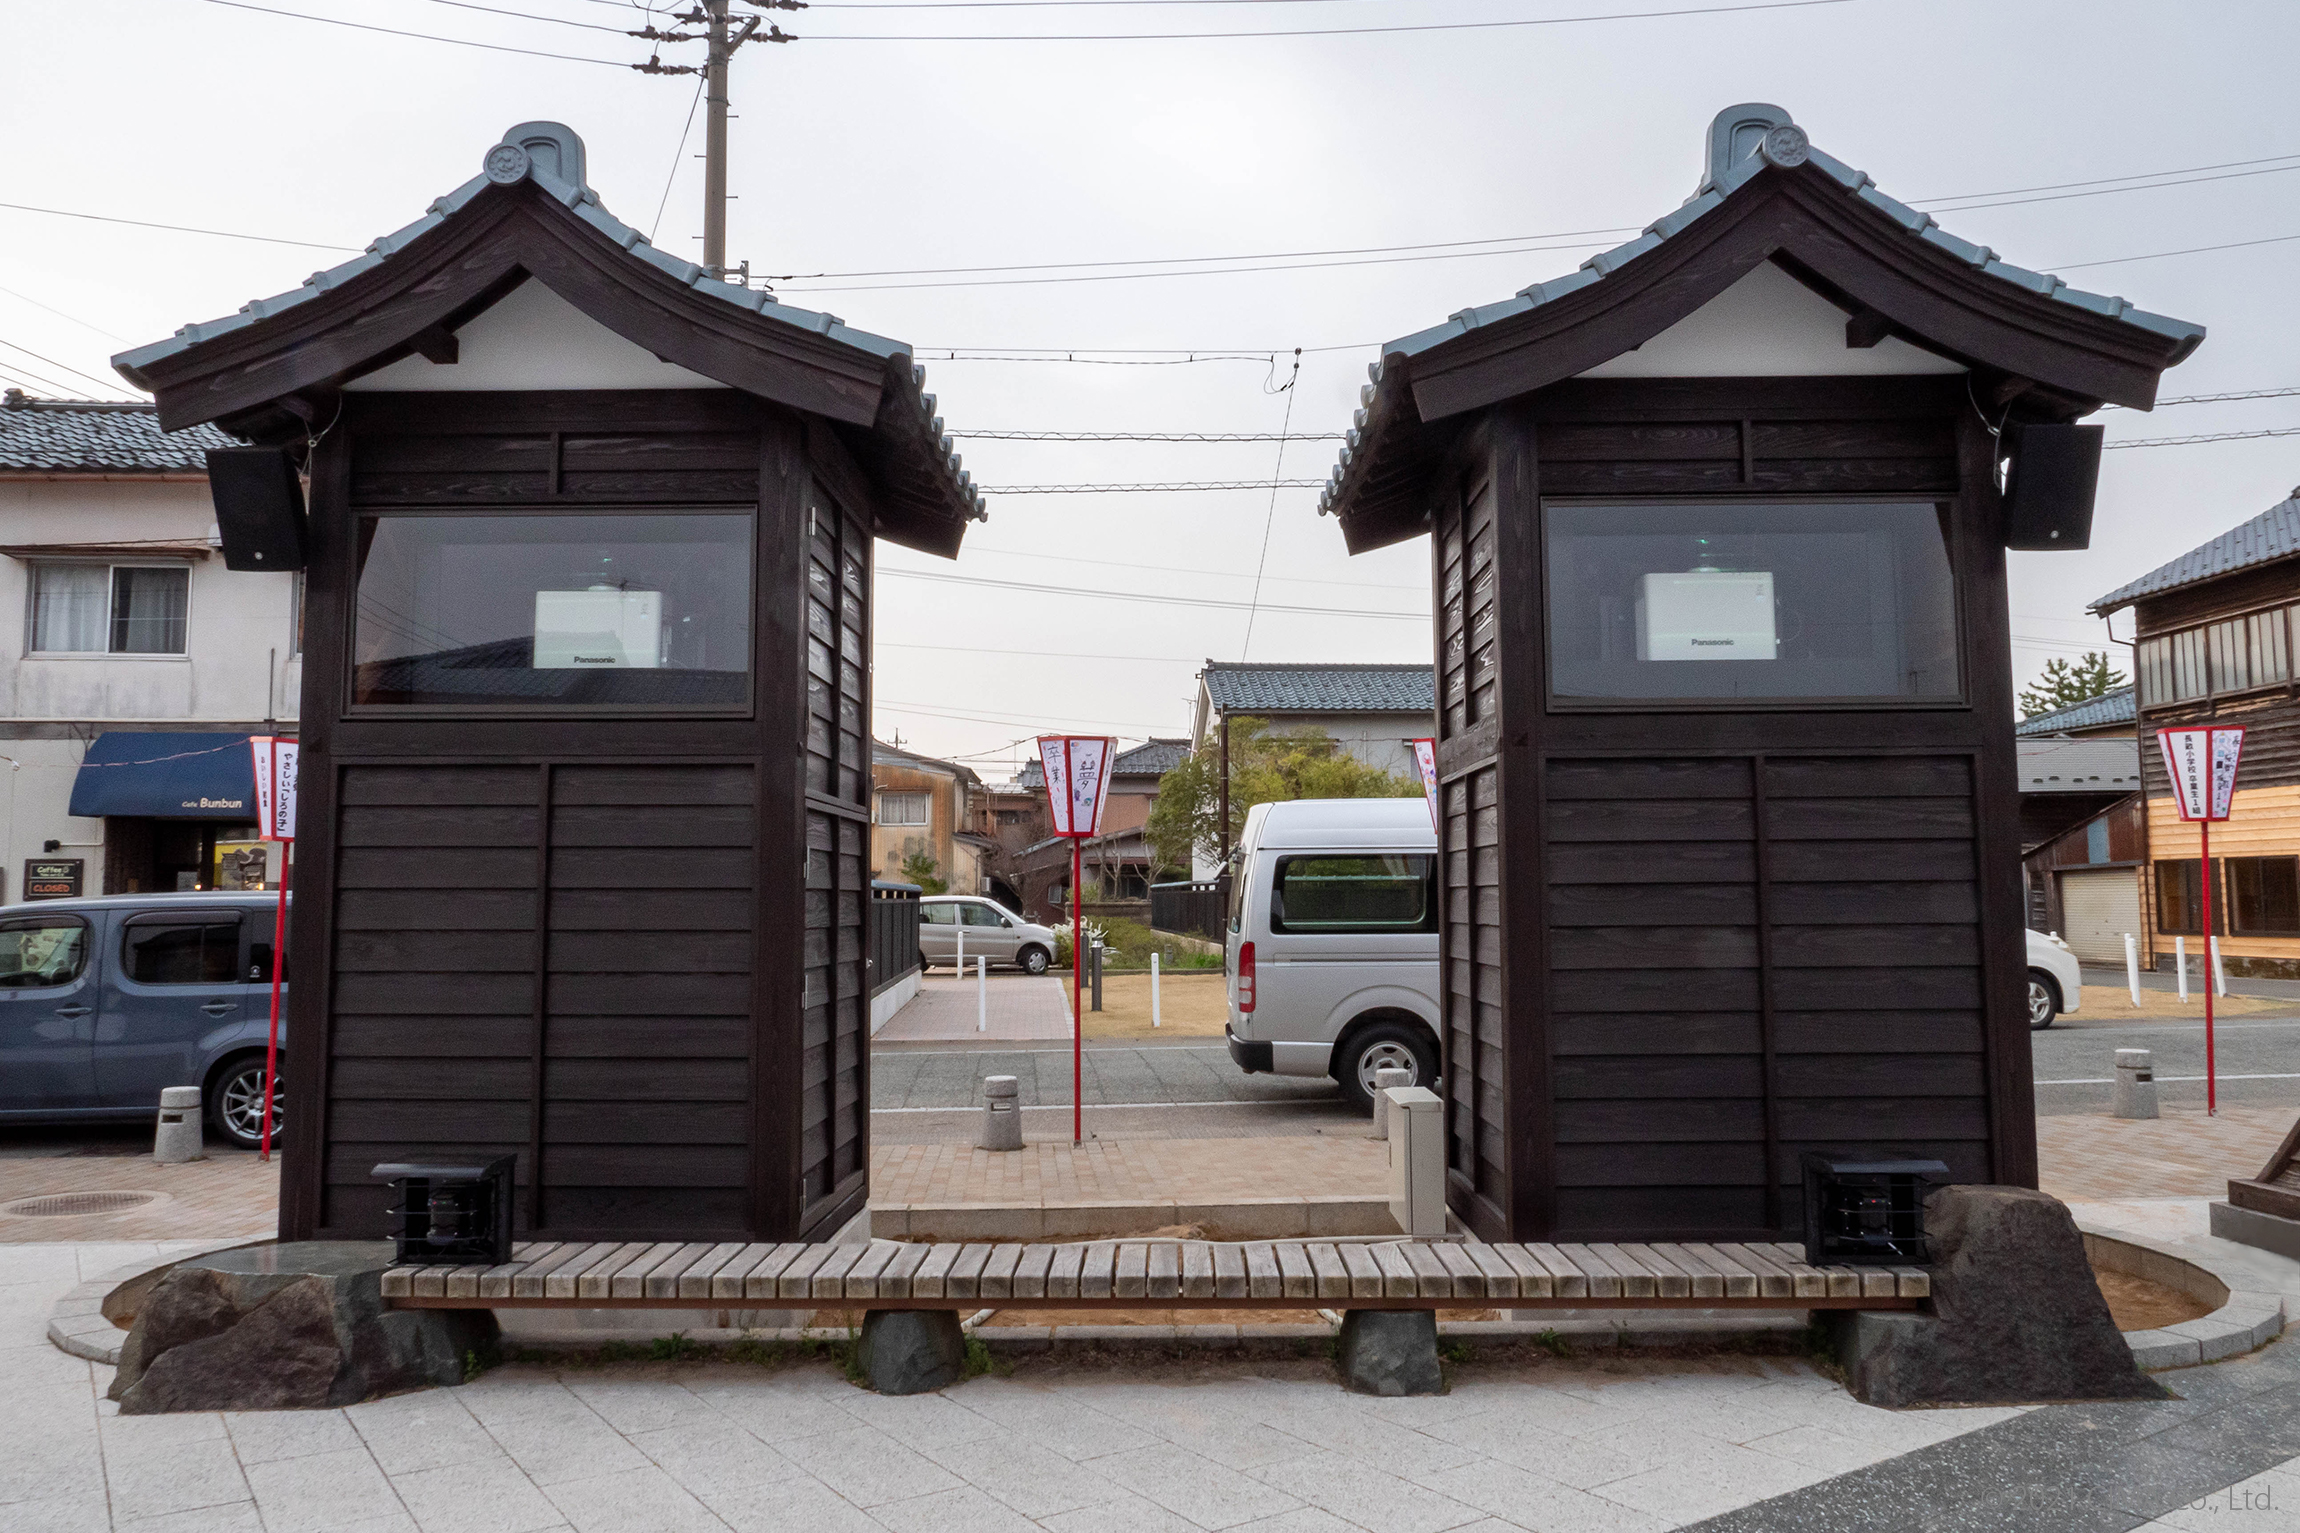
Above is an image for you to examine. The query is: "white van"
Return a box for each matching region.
[1223,798,1441,1111]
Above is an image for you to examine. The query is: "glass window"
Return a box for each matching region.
[353,511,752,708]
[111,567,189,654]
[919,903,958,926]
[122,916,242,985]
[1544,501,1958,702]
[1271,855,1435,934]
[2229,857,2300,935]
[878,792,931,826]
[2251,611,2290,687]
[0,917,87,988]
[2154,859,2223,936]
[959,902,1003,926]
[28,564,110,652]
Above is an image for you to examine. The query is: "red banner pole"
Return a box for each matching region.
[1072,837,1084,1147]
[261,850,288,1161]
[2202,815,2217,1117]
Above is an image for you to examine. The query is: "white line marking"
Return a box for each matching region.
[874,1099,1336,1114]
[2036,1073,2300,1086]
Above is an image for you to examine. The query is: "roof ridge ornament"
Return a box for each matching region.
[1700,102,1797,193]
[491,122,588,189]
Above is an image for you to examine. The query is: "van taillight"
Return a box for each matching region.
[1237,941,1256,1013]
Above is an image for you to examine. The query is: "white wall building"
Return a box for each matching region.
[0,392,300,899]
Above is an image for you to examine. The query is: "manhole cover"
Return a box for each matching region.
[0,1191,163,1218]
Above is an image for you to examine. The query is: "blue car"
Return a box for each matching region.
[0,892,289,1150]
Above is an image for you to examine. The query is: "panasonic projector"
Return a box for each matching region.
[1635,571,1777,661]
[533,588,664,669]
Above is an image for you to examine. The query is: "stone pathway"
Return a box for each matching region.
[7,1239,2042,1533]
[0,1151,278,1245]
[2037,1104,2295,1203]
[876,975,1077,1043]
[871,1135,1387,1211]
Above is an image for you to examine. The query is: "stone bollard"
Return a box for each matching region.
[1386,1086,1446,1235]
[2113,1049,2159,1120]
[979,1075,1024,1151]
[1369,1067,1414,1139]
[154,1087,204,1164]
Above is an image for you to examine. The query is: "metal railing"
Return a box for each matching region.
[1149,879,1225,944]
[870,881,922,998]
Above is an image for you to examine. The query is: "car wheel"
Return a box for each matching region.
[209,1054,281,1151]
[2027,970,2062,1031]
[1017,945,1051,976]
[1337,1021,1439,1114]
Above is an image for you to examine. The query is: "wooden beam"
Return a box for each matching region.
[1844,308,1894,349]
[409,325,460,365]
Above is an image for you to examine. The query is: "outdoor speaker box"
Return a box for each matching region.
[206,447,308,571]
[2002,423,2104,551]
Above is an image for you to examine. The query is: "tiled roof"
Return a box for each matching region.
[1114,737,1189,776]
[0,394,231,472]
[2089,492,2300,613]
[113,122,982,527]
[2015,686,2136,737]
[2016,737,2140,793]
[1320,103,2205,522]
[1202,662,1435,715]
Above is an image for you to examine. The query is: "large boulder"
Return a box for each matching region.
[111,1243,497,1413]
[1337,1309,1443,1396]
[856,1309,967,1395]
[1828,1185,2164,1407]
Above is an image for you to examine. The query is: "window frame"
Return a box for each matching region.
[25,560,193,659]
[1538,494,1968,712]
[0,913,91,990]
[342,503,760,720]
[117,911,246,987]
[2226,855,2300,937]
[2137,604,2298,710]
[2153,858,2226,937]
[1268,853,1438,936]
[877,791,931,827]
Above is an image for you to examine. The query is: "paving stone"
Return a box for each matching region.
[924,1434,1138,1520]
[243,1445,396,1533]
[773,1423,966,1507]
[388,1455,567,1533]
[106,1433,254,1523]
[537,1466,725,1533]
[1250,1451,1484,1533]
[870,1484,1050,1533]
[623,1419,792,1498]
[1095,1442,1305,1529]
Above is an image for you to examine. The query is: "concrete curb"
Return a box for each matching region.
[45,1240,264,1366]
[2080,1223,2288,1371]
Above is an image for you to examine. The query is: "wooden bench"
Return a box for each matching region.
[382,1237,1929,1310]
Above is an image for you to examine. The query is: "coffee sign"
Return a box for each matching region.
[23,859,81,900]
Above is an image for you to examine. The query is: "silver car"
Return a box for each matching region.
[919,896,1058,975]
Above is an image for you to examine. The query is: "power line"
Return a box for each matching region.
[0,200,360,253]
[2106,385,2300,411]
[952,428,1344,441]
[880,564,1425,620]
[949,542,1422,592]
[0,284,128,343]
[412,0,639,31]
[2053,230,2300,272]
[195,0,636,66]
[652,71,709,240]
[878,640,1198,663]
[795,0,1858,40]
[0,337,129,397]
[980,479,1327,492]
[2106,425,2300,450]
[1241,350,1303,660]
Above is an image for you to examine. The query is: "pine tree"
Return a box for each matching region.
[2018,651,2127,720]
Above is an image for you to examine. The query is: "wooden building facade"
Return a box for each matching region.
[2094,489,2300,978]
[1317,105,2204,1242]
[115,123,984,1244]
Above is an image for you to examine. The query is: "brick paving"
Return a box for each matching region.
[869,1135,1387,1209]
[0,1150,277,1244]
[875,974,1075,1041]
[2037,1103,2296,1203]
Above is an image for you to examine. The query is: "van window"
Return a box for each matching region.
[122,915,243,985]
[920,904,958,927]
[1271,855,1435,934]
[0,916,87,988]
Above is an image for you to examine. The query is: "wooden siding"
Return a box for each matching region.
[1430,375,2032,1242]
[2145,785,2300,971]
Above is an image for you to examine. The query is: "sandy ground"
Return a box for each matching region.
[2075,984,2292,1021]
[1078,971,1229,1039]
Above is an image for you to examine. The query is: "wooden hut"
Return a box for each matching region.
[115,122,983,1244]
[1316,104,2203,1243]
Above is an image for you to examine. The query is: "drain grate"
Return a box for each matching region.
[0,1190,162,1218]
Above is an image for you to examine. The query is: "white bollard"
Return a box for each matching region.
[1385,1086,1445,1235]
[1369,1066,1414,1139]
[2177,936,2189,1003]
[2125,933,2141,1006]
[956,925,965,979]
[979,1074,1023,1151]
[154,1086,204,1164]
[977,955,987,1032]
[1151,952,1161,1029]
[2113,1049,2160,1120]
[2211,935,2228,997]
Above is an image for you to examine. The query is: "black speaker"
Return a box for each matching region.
[2002,423,2103,551]
[206,447,308,571]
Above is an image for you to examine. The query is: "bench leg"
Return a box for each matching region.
[857,1310,966,1395]
[1336,1310,1441,1396]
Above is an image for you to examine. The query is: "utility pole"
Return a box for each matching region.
[632,0,800,282]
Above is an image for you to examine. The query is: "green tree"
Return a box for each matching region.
[898,849,947,895]
[2018,651,2127,720]
[1146,716,1425,871]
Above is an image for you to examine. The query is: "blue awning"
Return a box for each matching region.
[69,732,263,820]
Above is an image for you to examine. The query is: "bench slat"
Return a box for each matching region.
[542,1244,621,1301]
[809,1243,871,1301]
[1212,1243,1248,1300]
[1243,1243,1282,1300]
[1719,1243,1794,1299]
[776,1243,842,1300]
[1372,1242,1418,1299]
[1463,1243,1518,1300]
[1603,1245,1662,1299]
[1858,1266,1898,1299]
[981,1245,1024,1301]
[1307,1243,1350,1300]
[1490,1244,1552,1299]
[601,1243,674,1300]
[1649,1243,1722,1299]
[1115,1244,1150,1300]
[1762,1244,1830,1301]
[1522,1243,1587,1299]
[1621,1243,1691,1299]
[1274,1243,1316,1300]
[738,1244,810,1301]
[1340,1243,1384,1299]
[648,1245,721,1299]
[476,1243,554,1301]
[1181,1242,1215,1299]
[1147,1243,1181,1300]
[844,1242,901,1300]
[1434,1242,1484,1297]
[1047,1244,1085,1300]
[510,1243,584,1300]
[936,1244,990,1301]
[679,1243,756,1300]
[879,1242,930,1300]
[1556,1244,1621,1300]
[1403,1243,1453,1298]
[1079,1243,1118,1301]
[410,1265,455,1299]
[1683,1243,1759,1299]
[1889,1264,1931,1298]
[1013,1245,1055,1300]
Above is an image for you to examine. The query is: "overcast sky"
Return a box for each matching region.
[6,0,2296,777]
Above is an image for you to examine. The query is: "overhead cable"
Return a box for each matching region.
[197,0,635,65]
[879,565,1426,621]
[794,0,1858,40]
[976,479,1328,492]
[2106,425,2300,450]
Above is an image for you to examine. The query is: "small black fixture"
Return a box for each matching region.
[206,446,309,571]
[1800,1153,1948,1266]
[373,1157,515,1265]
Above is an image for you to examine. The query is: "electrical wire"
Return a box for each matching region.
[0,338,128,397]
[2106,386,2300,411]
[878,640,1198,663]
[947,543,1422,591]
[0,200,360,253]
[794,0,1858,40]
[880,564,1425,620]
[653,72,710,241]
[1240,351,1302,660]
[2052,230,2300,272]
[953,428,1344,441]
[0,284,128,343]
[977,479,1328,492]
[195,0,636,66]
[2106,425,2300,450]
[412,0,640,31]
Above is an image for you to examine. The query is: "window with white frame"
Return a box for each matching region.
[877,791,931,826]
[2138,606,2295,708]
[28,563,190,655]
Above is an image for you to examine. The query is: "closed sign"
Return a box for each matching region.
[24,859,81,900]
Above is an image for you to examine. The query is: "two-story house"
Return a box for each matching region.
[1,393,299,899]
[869,738,996,898]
